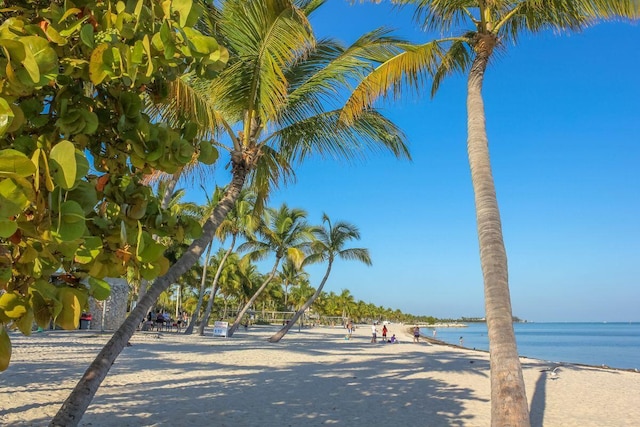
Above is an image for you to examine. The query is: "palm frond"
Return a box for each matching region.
[337,247,372,265]
[339,39,445,123]
[283,29,408,125]
[395,0,479,33]
[217,0,316,125]
[430,37,473,97]
[497,0,639,44]
[274,108,409,164]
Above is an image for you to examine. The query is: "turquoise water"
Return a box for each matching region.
[423,322,640,370]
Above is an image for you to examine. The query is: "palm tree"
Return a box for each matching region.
[53,1,410,423]
[345,1,639,425]
[337,289,357,321]
[183,187,221,335]
[213,252,243,319]
[279,258,310,309]
[227,204,313,337]
[269,214,371,342]
[286,277,316,330]
[194,188,257,335]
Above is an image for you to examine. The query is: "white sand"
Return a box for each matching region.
[1,324,638,426]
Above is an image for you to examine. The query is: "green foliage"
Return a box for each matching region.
[0,0,228,369]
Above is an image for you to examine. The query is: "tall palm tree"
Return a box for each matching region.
[54,1,410,423]
[346,1,639,425]
[194,188,257,335]
[183,187,221,335]
[269,214,371,342]
[227,204,313,337]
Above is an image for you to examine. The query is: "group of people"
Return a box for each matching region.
[371,323,397,344]
[142,310,189,332]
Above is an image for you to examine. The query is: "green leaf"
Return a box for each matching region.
[0,149,36,177]
[21,36,59,83]
[59,16,89,38]
[0,39,26,62]
[56,200,86,241]
[0,218,18,238]
[58,8,82,24]
[15,309,34,335]
[138,237,165,262]
[0,176,33,217]
[171,0,193,27]
[49,140,76,189]
[89,44,110,85]
[78,109,99,134]
[198,140,218,165]
[31,289,52,329]
[0,327,11,371]
[119,92,142,119]
[6,103,25,133]
[80,24,94,49]
[88,277,111,300]
[0,98,14,137]
[74,236,102,264]
[67,181,98,215]
[45,25,67,45]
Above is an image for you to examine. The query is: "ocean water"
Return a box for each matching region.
[423,322,640,370]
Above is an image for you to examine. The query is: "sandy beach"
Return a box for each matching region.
[1,324,638,427]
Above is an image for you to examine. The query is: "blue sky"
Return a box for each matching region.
[190,2,640,322]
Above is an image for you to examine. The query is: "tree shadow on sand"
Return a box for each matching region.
[2,328,491,426]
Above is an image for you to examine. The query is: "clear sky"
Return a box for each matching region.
[191,2,640,322]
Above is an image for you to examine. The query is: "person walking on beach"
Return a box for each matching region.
[382,324,388,341]
[371,324,377,343]
[413,326,420,343]
[346,321,353,339]
[459,336,464,346]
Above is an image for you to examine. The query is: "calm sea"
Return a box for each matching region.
[422,322,640,370]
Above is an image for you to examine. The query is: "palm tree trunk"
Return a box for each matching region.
[467,53,530,427]
[197,234,237,336]
[183,243,213,335]
[269,260,332,342]
[227,259,280,337]
[161,170,183,209]
[50,153,251,427]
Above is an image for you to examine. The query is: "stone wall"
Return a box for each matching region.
[88,278,130,331]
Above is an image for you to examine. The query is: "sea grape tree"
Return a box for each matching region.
[0,0,227,370]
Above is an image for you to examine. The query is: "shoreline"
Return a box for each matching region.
[1,324,639,426]
[413,323,639,372]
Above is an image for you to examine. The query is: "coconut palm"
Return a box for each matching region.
[227,204,313,337]
[285,277,316,330]
[53,1,410,423]
[345,1,639,425]
[269,214,371,342]
[213,252,244,319]
[279,258,310,309]
[183,187,221,335]
[193,188,258,335]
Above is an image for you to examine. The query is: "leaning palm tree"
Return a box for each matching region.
[346,1,639,425]
[227,204,313,337]
[269,214,371,342]
[52,1,410,424]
